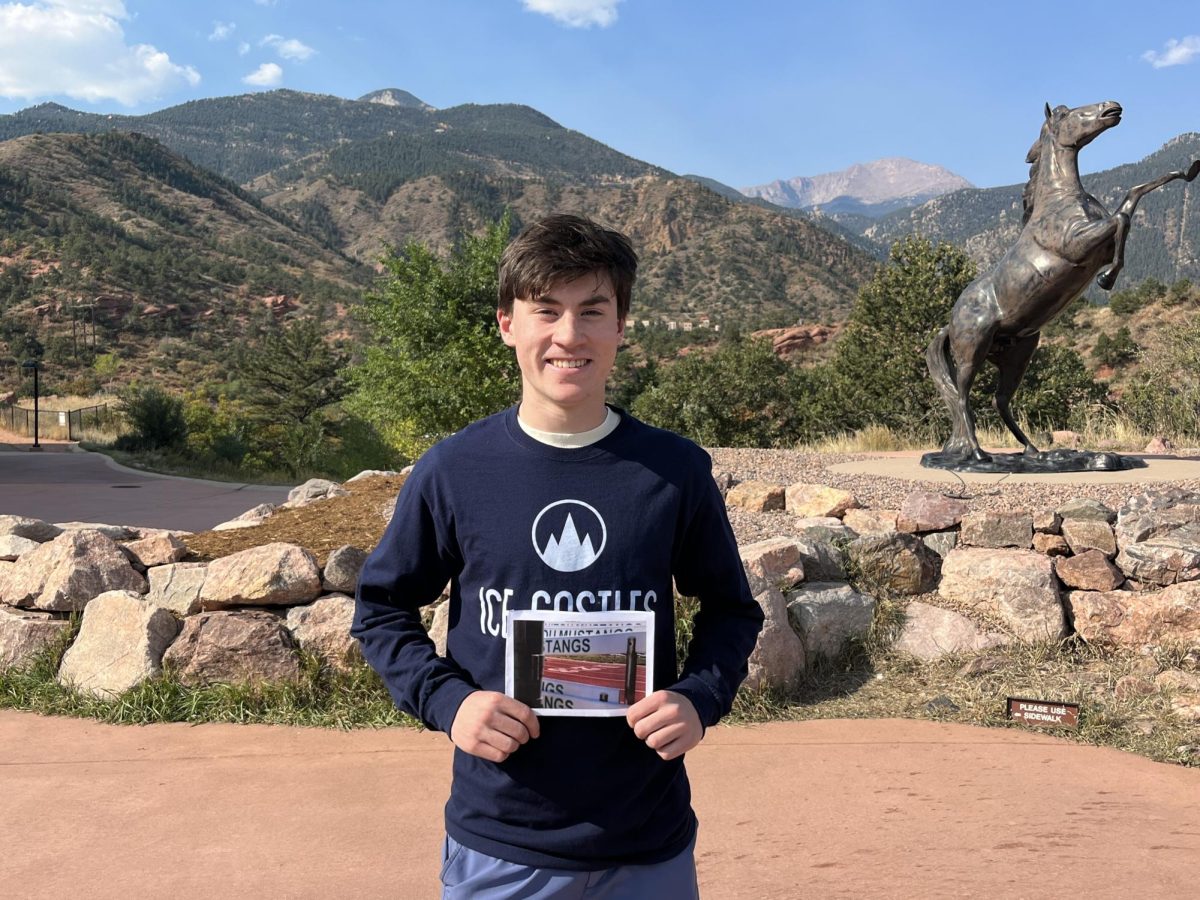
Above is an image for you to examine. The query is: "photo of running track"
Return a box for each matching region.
[542,657,647,708]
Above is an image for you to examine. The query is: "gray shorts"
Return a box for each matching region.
[439,831,700,899]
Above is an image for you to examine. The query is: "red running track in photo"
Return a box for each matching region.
[541,657,647,707]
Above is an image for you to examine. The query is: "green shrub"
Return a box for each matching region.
[1093,326,1139,368]
[117,385,187,450]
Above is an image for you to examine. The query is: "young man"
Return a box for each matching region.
[353,214,763,898]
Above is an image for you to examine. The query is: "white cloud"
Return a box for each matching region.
[260,33,315,61]
[0,1,200,105]
[1142,35,1200,68]
[237,40,250,56]
[254,0,277,6]
[522,0,622,28]
[242,62,282,87]
[208,21,235,42]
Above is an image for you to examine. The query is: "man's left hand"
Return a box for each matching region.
[626,690,703,761]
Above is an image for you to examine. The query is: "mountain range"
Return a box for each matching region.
[0,87,1195,391]
[740,158,974,218]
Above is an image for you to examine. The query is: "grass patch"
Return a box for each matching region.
[1,629,415,729]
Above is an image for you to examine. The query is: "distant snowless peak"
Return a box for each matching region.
[740,157,974,214]
[357,88,435,111]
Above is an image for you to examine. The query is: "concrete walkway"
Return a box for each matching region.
[828,450,1200,485]
[2,711,1196,899]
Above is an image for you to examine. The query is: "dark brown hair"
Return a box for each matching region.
[498,214,638,319]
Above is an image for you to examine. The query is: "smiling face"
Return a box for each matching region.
[497,271,625,433]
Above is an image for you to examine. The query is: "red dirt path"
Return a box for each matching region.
[2,711,1197,898]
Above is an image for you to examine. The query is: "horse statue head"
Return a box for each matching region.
[1022,101,1123,223]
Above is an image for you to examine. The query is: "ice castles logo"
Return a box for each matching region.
[532,500,607,572]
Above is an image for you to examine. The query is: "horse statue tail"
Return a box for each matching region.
[925,326,963,451]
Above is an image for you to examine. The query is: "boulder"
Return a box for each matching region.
[0,529,146,611]
[784,483,859,519]
[428,600,450,657]
[1114,488,1200,548]
[1113,675,1156,700]
[1155,669,1200,693]
[1144,436,1174,454]
[285,478,349,507]
[793,537,847,582]
[791,517,856,544]
[0,605,69,670]
[893,601,1009,661]
[380,496,398,524]
[1168,693,1200,722]
[323,545,368,594]
[939,548,1065,642]
[199,543,322,610]
[1051,429,1081,448]
[122,533,188,569]
[739,537,805,595]
[57,590,179,697]
[1056,499,1116,524]
[1065,582,1200,649]
[0,515,62,543]
[232,503,277,522]
[1055,550,1124,592]
[847,532,938,596]
[745,587,806,690]
[1061,519,1116,558]
[1032,509,1062,535]
[897,490,968,533]
[785,582,875,661]
[163,610,301,686]
[842,508,898,535]
[346,470,400,483]
[921,531,959,559]
[54,522,137,541]
[726,481,785,512]
[1033,533,1071,556]
[0,534,39,561]
[960,511,1032,549]
[712,471,734,498]
[211,518,266,532]
[146,563,208,617]
[1115,522,1200,586]
[286,594,361,671]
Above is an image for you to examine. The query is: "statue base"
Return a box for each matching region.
[920,448,1148,474]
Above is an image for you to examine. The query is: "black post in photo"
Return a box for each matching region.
[512,618,545,708]
[624,635,637,704]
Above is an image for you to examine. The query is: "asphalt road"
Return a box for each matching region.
[0,446,293,532]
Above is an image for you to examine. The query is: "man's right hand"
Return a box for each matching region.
[449,691,540,763]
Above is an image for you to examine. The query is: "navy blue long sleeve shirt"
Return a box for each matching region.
[353,407,762,869]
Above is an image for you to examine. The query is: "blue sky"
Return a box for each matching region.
[0,1,1196,189]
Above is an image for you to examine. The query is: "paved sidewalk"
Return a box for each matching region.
[2,711,1197,899]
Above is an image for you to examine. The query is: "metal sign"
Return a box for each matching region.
[1006,697,1080,730]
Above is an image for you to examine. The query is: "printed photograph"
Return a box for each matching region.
[505,611,655,717]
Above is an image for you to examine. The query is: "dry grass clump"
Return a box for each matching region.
[728,639,1200,767]
[182,473,406,566]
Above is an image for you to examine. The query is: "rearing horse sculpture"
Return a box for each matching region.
[926,100,1200,466]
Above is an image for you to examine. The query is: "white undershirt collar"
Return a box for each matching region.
[517,406,621,448]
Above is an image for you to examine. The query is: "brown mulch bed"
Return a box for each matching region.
[182,474,407,567]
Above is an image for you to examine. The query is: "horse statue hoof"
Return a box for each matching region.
[1096,270,1116,290]
[1187,160,1200,182]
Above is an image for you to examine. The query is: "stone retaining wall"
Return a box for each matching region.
[1,476,1198,722]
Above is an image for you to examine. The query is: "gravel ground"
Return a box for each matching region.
[709,447,1200,546]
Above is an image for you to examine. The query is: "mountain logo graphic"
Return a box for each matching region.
[532,499,607,572]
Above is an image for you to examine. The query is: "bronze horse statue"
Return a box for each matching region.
[926,100,1200,468]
